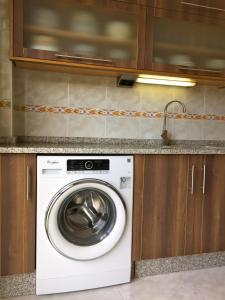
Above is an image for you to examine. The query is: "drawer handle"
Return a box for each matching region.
[202,164,206,195]
[191,165,195,195]
[181,1,225,12]
[26,166,31,201]
[55,54,113,64]
[179,66,223,74]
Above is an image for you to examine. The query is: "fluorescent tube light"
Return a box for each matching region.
[136,74,196,87]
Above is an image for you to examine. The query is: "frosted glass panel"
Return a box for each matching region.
[23,0,138,67]
[154,17,225,71]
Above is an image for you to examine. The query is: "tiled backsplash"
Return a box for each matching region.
[0,0,13,137]
[13,68,225,140]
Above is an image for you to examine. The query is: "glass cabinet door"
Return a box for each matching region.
[152,11,225,76]
[21,0,139,68]
[155,0,225,19]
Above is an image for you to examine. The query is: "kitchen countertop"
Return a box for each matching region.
[0,137,225,154]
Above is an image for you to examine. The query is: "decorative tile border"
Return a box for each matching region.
[13,104,225,121]
[0,99,11,109]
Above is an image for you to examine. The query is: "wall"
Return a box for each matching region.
[13,68,225,140]
[0,0,13,137]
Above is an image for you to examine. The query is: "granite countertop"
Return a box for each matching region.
[0,137,225,154]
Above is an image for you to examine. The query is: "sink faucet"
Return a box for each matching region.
[161,100,187,145]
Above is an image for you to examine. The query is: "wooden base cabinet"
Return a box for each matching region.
[0,154,36,276]
[133,154,225,261]
[201,155,225,253]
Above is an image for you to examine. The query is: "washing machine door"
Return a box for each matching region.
[45,179,126,260]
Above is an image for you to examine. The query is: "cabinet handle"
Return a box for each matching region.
[202,164,206,195]
[55,54,113,64]
[26,166,31,201]
[181,1,225,12]
[191,165,195,195]
[179,66,223,74]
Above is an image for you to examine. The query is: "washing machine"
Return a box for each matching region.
[36,155,133,295]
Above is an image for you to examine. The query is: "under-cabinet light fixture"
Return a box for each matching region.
[136,74,196,87]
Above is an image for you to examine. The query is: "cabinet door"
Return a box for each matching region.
[141,155,189,259]
[201,155,225,253]
[185,155,205,255]
[0,154,36,276]
[144,7,225,77]
[13,0,144,69]
[156,1,225,19]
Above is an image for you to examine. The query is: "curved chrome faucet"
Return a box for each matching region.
[161,100,187,145]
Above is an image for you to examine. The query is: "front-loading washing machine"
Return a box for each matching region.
[36,155,133,295]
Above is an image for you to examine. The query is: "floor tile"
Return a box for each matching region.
[118,267,225,300]
[5,267,225,300]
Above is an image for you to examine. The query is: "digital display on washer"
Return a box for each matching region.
[67,159,110,171]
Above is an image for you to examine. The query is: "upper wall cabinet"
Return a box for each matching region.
[12,0,146,70]
[11,0,225,83]
[155,1,225,19]
[144,7,225,78]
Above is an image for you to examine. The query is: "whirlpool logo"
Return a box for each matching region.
[47,160,60,164]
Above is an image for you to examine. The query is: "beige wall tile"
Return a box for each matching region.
[139,84,174,112]
[203,120,225,140]
[0,0,12,137]
[204,86,225,115]
[68,115,106,137]
[0,61,12,100]
[106,116,140,139]
[25,112,67,137]
[69,74,107,108]
[172,119,204,140]
[139,118,163,139]
[106,85,140,111]
[171,85,205,114]
[25,70,69,106]
[0,109,11,136]
[13,68,27,105]
[13,111,25,136]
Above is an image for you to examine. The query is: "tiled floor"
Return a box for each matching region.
[5,267,225,300]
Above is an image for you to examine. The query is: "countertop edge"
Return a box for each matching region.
[1,146,225,154]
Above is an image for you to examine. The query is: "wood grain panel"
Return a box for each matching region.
[201,155,225,253]
[0,154,36,276]
[142,6,154,70]
[141,155,189,259]
[23,155,36,272]
[12,0,24,56]
[184,155,205,255]
[155,0,225,21]
[132,155,145,261]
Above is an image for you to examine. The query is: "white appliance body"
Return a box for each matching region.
[36,155,133,295]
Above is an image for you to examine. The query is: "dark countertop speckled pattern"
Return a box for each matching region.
[0,137,225,154]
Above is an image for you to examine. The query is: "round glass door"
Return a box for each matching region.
[45,179,126,260]
[57,188,117,246]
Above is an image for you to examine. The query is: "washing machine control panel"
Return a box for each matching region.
[67,159,110,171]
